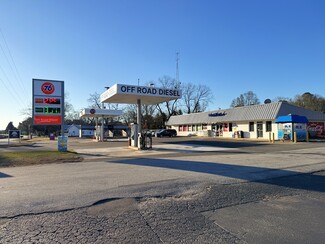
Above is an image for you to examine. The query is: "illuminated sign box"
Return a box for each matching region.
[34,97,61,105]
[32,79,64,125]
[34,115,62,125]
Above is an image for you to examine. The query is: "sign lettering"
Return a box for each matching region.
[119,85,180,97]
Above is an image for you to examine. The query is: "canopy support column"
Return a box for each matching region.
[96,117,99,141]
[137,99,142,133]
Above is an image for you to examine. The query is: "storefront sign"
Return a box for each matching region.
[8,130,20,138]
[208,112,226,117]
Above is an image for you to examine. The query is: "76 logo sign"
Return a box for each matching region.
[41,82,55,95]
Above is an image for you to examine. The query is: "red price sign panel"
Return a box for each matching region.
[41,82,55,95]
[34,115,62,125]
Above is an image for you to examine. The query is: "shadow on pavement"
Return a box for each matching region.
[0,172,12,178]
[163,139,266,149]
[108,157,325,193]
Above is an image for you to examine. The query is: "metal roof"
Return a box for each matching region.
[166,102,325,125]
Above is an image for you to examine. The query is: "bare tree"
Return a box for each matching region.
[122,102,157,128]
[20,103,32,118]
[122,104,137,124]
[87,92,102,109]
[230,94,245,107]
[230,91,260,107]
[182,82,195,114]
[192,84,212,113]
[156,76,180,120]
[182,82,213,114]
[64,92,79,122]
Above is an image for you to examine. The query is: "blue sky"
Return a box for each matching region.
[0,0,324,130]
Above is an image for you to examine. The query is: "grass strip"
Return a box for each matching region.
[0,151,83,168]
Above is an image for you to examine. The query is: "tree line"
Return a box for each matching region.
[3,78,325,134]
[230,91,325,113]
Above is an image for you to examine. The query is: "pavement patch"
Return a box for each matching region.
[87,198,138,217]
[204,194,325,243]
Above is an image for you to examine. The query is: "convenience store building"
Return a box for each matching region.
[166,101,325,140]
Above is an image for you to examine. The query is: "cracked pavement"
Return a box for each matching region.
[1,138,325,243]
[1,171,324,243]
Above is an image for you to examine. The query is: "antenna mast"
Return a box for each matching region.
[176,51,180,88]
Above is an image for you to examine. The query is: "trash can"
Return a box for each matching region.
[49,133,55,140]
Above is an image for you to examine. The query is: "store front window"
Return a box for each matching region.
[249,122,254,132]
[266,121,272,132]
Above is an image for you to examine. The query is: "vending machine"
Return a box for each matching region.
[130,123,139,147]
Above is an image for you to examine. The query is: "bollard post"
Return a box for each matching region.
[306,132,309,142]
[272,133,275,143]
[138,133,142,150]
[294,132,297,143]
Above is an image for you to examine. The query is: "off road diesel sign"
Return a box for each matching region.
[119,85,181,97]
[100,84,182,104]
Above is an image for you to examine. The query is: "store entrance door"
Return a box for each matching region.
[257,122,263,138]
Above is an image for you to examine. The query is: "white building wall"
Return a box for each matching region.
[272,123,279,140]
[171,121,279,140]
[80,130,95,137]
[68,126,79,137]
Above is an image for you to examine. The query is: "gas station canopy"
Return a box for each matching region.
[79,108,123,118]
[100,84,182,104]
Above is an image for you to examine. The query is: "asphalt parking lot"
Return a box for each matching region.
[1,137,324,243]
[2,135,323,153]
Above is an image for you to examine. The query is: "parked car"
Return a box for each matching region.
[156,129,177,137]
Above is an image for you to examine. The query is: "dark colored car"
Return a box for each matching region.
[156,129,177,137]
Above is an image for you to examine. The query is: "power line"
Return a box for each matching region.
[0,28,29,101]
[0,29,27,93]
[0,75,26,107]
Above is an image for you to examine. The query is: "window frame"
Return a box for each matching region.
[266,121,272,132]
[249,122,254,132]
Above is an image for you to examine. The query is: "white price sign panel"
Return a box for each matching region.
[32,79,64,125]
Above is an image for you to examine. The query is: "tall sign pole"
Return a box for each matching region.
[61,81,65,138]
